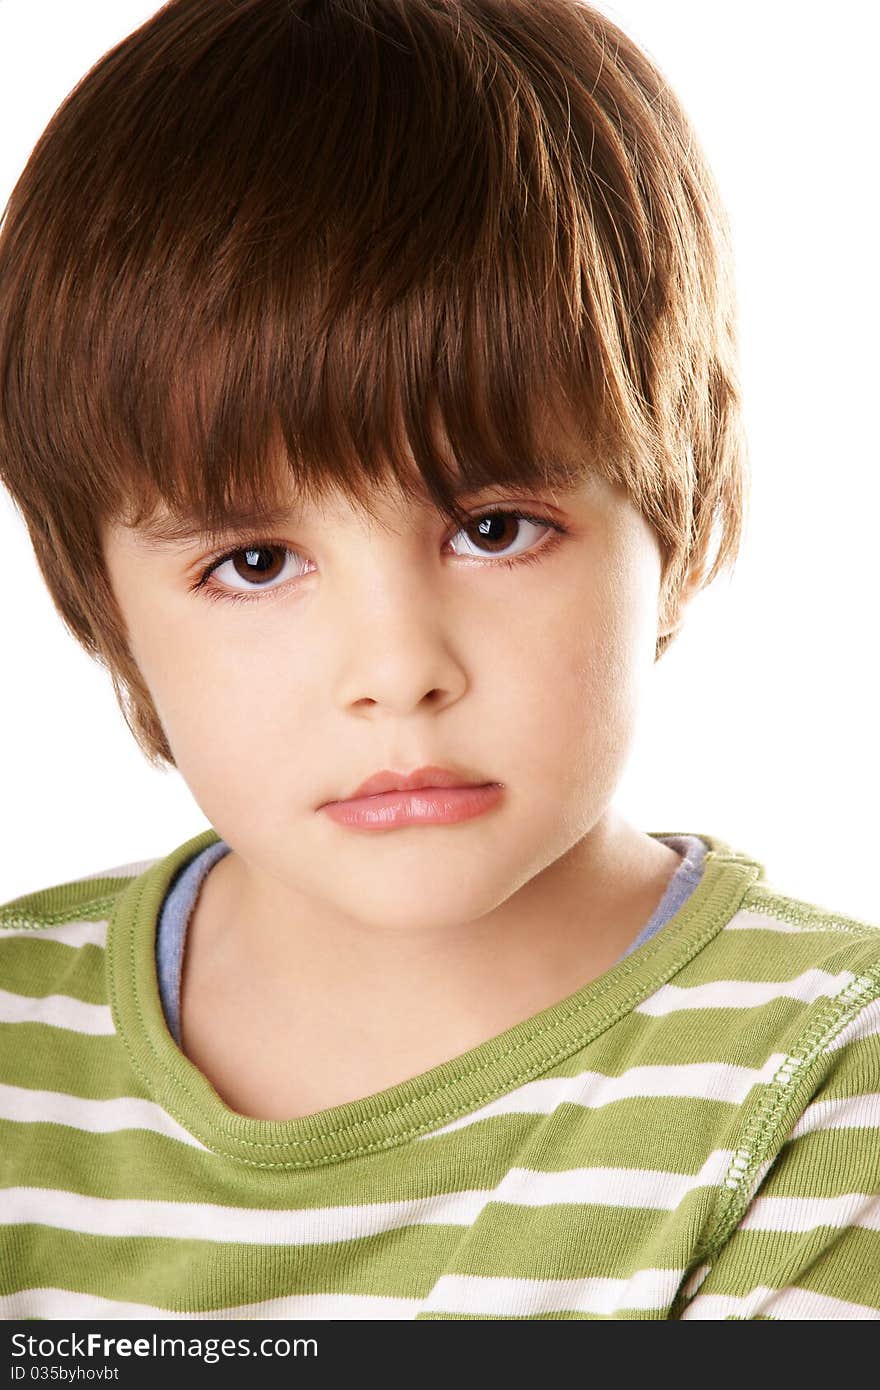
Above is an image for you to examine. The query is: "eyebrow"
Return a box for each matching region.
[133,506,301,550]
[131,470,586,550]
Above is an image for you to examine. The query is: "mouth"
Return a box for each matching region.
[327,764,497,804]
[318,781,504,831]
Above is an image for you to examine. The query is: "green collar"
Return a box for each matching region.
[106,827,764,1170]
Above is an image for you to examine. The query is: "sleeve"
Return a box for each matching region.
[676,993,880,1320]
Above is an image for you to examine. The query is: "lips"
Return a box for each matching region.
[336,764,494,803]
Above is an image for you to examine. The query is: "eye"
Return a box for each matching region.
[190,507,567,606]
[191,542,310,605]
[448,508,564,563]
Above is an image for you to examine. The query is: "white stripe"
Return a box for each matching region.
[1,1275,694,1321]
[492,1149,734,1209]
[725,910,826,934]
[420,1267,685,1316]
[16,1279,875,1324]
[0,988,115,1034]
[681,1285,880,1320]
[0,1286,418,1321]
[789,1093,880,1139]
[421,1055,791,1139]
[740,1193,880,1233]
[0,920,108,947]
[0,1186,489,1243]
[825,997,880,1053]
[636,969,856,1016]
[78,858,160,882]
[0,1082,209,1151]
[0,1150,738,1245]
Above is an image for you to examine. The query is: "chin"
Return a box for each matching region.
[348,879,506,934]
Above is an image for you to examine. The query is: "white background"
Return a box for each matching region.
[0,1,877,918]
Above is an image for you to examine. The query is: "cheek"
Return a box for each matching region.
[518,569,639,717]
[511,570,650,796]
[135,624,310,782]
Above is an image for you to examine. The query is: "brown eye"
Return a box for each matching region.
[449,509,559,561]
[196,542,309,602]
[228,546,288,587]
[469,514,520,552]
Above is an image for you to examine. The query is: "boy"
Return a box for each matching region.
[0,0,877,1321]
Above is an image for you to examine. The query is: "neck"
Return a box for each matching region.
[182,810,681,1067]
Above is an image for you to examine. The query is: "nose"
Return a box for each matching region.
[330,563,467,717]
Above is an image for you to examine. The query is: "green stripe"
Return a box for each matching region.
[0,1112,738,1205]
[797,1041,880,1100]
[2,1227,454,1304]
[0,1027,152,1098]
[584,1014,808,1068]
[758,1129,880,1196]
[672,931,869,981]
[686,1227,880,1305]
[424,1201,713,1278]
[778,1230,880,1305]
[0,940,106,1004]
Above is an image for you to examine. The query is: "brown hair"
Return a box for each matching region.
[0,0,748,770]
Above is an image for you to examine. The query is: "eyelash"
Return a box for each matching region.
[189,507,568,607]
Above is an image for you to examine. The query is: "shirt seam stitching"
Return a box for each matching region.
[672,963,880,1315]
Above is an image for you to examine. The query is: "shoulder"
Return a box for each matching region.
[642,857,880,1120]
[0,852,161,938]
[0,852,161,1040]
[719,875,880,989]
[734,876,879,942]
[647,850,880,1026]
[682,836,880,986]
[725,880,880,1112]
[717,876,880,1073]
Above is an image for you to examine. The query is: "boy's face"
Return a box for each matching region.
[101,440,672,935]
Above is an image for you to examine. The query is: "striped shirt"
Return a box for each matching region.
[1,826,879,1320]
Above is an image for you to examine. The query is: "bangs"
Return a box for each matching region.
[0,0,659,546]
[117,352,607,548]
